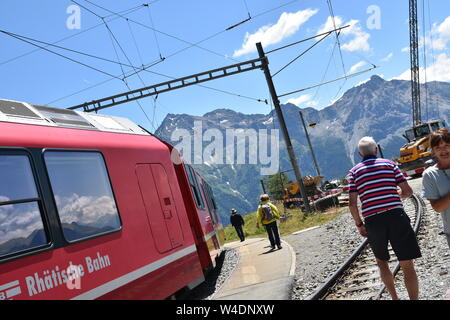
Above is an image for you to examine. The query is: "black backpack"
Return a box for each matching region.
[261,203,275,220]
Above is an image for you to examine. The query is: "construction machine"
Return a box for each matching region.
[398,120,446,176]
[397,0,446,177]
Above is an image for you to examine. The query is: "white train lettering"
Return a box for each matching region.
[86,253,111,273]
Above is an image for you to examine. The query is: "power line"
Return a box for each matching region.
[84,2,155,130]
[277,66,378,99]
[426,0,441,120]
[0,29,122,80]
[127,19,145,67]
[265,25,349,54]
[46,1,301,106]
[145,4,163,59]
[421,0,429,121]
[0,3,147,67]
[311,39,338,104]
[78,0,239,63]
[327,0,346,77]
[272,31,333,77]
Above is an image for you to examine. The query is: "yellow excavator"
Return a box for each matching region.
[397,0,446,177]
[398,120,446,176]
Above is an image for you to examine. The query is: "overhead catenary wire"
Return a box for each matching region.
[310,39,339,104]
[421,0,429,121]
[93,4,156,130]
[70,0,155,128]
[127,19,145,67]
[78,0,239,63]
[277,66,378,99]
[266,25,350,54]
[73,0,269,115]
[272,31,333,77]
[226,0,252,30]
[426,0,440,120]
[0,3,148,67]
[44,0,302,106]
[0,29,122,80]
[327,0,347,77]
[243,0,252,18]
[145,4,164,59]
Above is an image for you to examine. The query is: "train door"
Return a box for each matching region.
[135,164,183,253]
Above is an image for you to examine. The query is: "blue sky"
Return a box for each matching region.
[1,0,450,132]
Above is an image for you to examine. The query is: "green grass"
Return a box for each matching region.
[224,203,347,243]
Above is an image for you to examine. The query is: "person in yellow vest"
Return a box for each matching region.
[256,194,282,250]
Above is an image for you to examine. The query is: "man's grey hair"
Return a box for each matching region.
[358,136,378,156]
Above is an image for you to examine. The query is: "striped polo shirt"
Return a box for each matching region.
[347,155,406,218]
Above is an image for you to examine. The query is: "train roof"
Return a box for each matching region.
[0,98,150,136]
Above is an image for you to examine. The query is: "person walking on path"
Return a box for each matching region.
[422,128,450,248]
[230,208,245,242]
[256,194,282,250]
[348,136,421,300]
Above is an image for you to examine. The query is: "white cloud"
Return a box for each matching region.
[233,9,318,57]
[56,194,119,228]
[317,17,371,52]
[341,20,371,52]
[395,15,450,83]
[393,53,450,82]
[413,16,450,53]
[380,52,393,62]
[0,203,43,245]
[285,93,318,108]
[317,16,343,35]
[429,16,450,51]
[348,61,367,74]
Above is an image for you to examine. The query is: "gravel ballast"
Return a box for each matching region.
[183,179,449,300]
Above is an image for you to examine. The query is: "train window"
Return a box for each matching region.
[205,184,218,210]
[184,165,205,209]
[0,154,48,258]
[44,151,121,243]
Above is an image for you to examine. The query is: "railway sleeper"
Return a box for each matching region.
[352,267,379,276]
[342,273,381,286]
[338,281,381,293]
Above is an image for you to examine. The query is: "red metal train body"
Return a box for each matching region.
[0,99,225,300]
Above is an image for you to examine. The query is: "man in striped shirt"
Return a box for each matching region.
[348,137,421,300]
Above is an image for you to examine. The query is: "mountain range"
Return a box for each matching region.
[155,75,450,225]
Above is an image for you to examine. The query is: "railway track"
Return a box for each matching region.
[306,194,425,300]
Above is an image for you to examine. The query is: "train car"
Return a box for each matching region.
[185,165,225,270]
[159,140,225,273]
[0,98,223,300]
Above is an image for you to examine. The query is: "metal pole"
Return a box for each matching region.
[377,144,384,158]
[256,42,312,213]
[260,179,267,194]
[299,110,321,177]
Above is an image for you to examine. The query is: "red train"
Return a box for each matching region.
[0,99,225,300]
